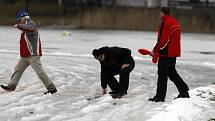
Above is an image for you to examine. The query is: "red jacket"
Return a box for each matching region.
[153,15,181,57]
[19,20,42,57]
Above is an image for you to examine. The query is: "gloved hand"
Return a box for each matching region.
[149,52,158,64]
[152,53,159,64]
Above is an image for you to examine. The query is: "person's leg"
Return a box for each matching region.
[168,58,189,98]
[106,74,120,91]
[6,58,29,90]
[149,57,170,102]
[119,63,135,93]
[28,56,57,93]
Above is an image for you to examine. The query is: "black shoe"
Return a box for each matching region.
[109,90,127,96]
[44,89,57,94]
[0,85,14,91]
[148,96,164,102]
[174,92,190,99]
[109,90,121,95]
[119,90,127,96]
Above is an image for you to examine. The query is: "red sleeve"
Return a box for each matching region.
[153,21,171,53]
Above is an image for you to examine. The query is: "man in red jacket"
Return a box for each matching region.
[0,11,57,94]
[148,7,190,102]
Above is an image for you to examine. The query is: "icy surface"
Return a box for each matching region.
[0,26,215,121]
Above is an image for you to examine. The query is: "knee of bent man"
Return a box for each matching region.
[120,69,130,76]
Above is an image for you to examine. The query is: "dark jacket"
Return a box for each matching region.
[98,46,135,89]
[153,15,181,57]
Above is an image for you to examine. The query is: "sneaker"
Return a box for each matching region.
[0,85,14,91]
[148,96,164,102]
[44,89,57,94]
[174,92,190,99]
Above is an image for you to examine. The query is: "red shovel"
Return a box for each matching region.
[138,49,151,55]
[138,49,158,64]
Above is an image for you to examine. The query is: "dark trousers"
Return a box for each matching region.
[106,63,135,91]
[156,57,189,99]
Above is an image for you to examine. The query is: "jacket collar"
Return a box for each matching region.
[161,14,172,21]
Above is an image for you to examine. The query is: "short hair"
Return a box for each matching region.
[92,49,103,59]
[161,7,171,15]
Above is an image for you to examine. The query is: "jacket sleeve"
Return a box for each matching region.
[18,21,36,32]
[100,63,108,89]
[153,21,171,54]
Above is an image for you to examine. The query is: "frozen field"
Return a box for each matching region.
[0,26,215,121]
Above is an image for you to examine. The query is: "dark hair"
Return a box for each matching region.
[92,49,103,58]
[161,7,170,15]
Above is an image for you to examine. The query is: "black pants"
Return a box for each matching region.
[156,57,189,99]
[106,63,135,91]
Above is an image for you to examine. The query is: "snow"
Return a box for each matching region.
[148,86,215,121]
[0,26,215,121]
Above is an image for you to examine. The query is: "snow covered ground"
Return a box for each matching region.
[0,26,215,121]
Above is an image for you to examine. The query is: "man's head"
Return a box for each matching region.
[16,11,30,24]
[160,7,170,17]
[92,49,105,62]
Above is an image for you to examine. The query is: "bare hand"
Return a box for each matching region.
[14,24,18,28]
[121,64,129,69]
[102,88,107,95]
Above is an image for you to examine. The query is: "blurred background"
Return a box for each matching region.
[0,0,214,33]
